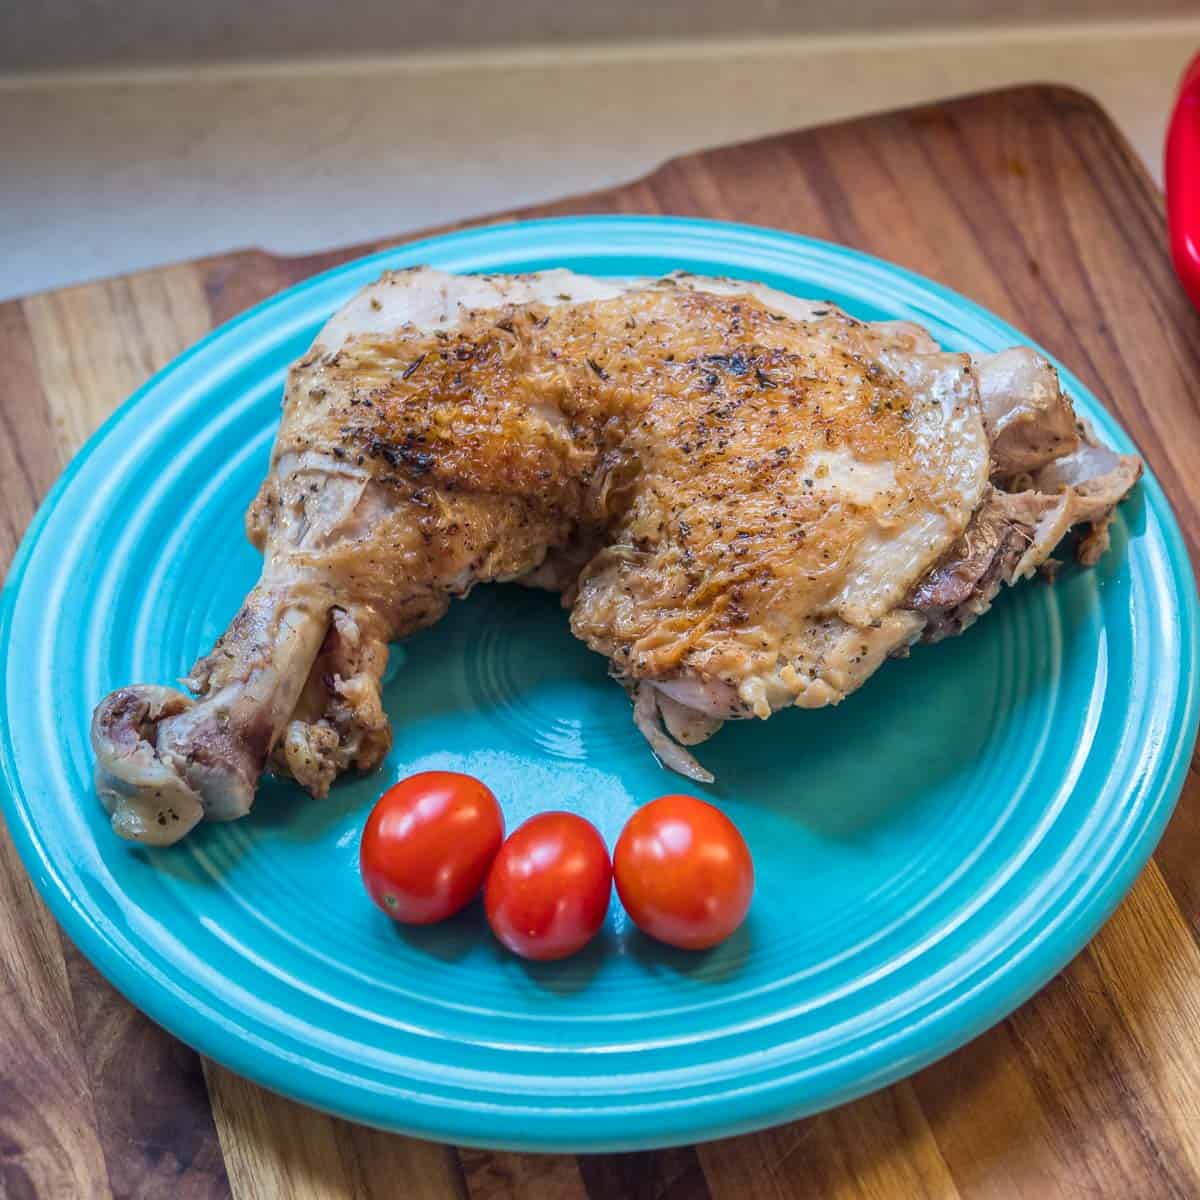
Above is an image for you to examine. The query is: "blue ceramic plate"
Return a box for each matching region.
[1,217,1196,1151]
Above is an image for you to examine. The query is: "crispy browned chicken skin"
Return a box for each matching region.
[91,268,1141,843]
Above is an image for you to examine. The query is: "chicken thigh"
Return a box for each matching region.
[92,267,1141,843]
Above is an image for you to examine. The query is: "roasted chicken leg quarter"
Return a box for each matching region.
[92,267,1141,844]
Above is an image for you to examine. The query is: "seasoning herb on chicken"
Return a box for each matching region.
[91,267,1140,844]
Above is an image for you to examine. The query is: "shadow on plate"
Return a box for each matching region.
[508,926,612,996]
[621,919,752,984]
[699,584,1070,840]
[390,899,488,963]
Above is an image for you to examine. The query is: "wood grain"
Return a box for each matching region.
[23,264,214,463]
[699,1083,958,1200]
[0,300,114,1200]
[204,1065,467,1200]
[457,1148,587,1200]
[2,85,1200,1199]
[66,952,229,1200]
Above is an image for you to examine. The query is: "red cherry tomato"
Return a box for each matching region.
[614,794,753,950]
[485,812,612,961]
[360,771,503,924]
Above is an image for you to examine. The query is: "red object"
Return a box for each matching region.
[613,794,754,951]
[485,812,612,961]
[1167,51,1200,310]
[360,772,504,924]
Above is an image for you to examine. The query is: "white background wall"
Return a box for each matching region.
[3,0,1194,72]
[2,5,1195,301]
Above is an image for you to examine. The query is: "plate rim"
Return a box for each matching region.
[1,214,1197,1152]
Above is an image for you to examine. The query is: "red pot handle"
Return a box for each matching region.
[1167,51,1200,310]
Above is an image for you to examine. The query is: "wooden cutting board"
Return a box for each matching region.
[3,84,1200,1200]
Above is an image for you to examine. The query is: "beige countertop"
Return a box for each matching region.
[2,16,1194,301]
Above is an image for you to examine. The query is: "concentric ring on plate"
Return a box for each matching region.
[0,216,1194,1151]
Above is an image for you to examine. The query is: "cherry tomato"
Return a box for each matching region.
[614,794,753,950]
[360,771,503,924]
[485,812,612,961]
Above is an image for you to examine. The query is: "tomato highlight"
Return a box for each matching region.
[485,811,612,960]
[360,771,503,924]
[614,794,753,950]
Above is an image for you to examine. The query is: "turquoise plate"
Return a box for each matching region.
[1,217,1196,1151]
